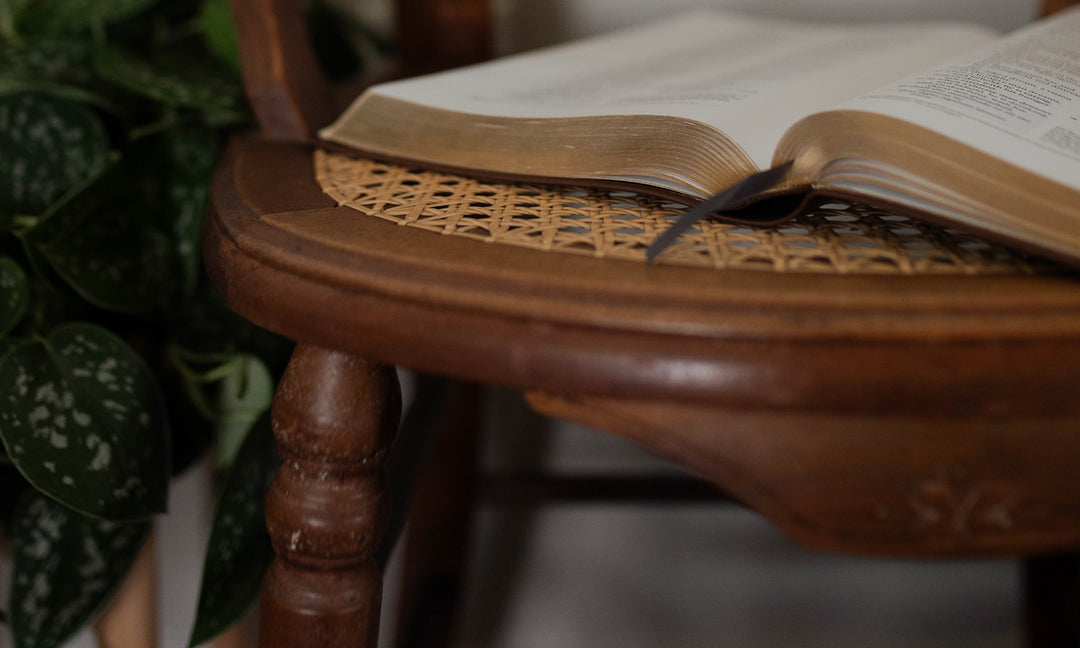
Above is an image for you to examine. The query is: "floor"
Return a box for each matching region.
[451,507,1019,647]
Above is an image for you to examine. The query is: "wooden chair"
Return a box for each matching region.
[208,1,1080,646]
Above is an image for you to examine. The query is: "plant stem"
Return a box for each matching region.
[11,215,37,231]
[129,112,179,141]
[0,5,19,43]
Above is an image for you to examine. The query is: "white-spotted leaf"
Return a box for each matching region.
[37,202,173,313]
[0,37,95,86]
[10,490,150,648]
[189,413,277,646]
[0,92,109,215]
[19,158,173,313]
[0,323,169,520]
[15,157,117,290]
[166,126,218,295]
[0,256,28,335]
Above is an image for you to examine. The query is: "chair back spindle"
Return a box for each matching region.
[230,0,332,140]
[1042,0,1080,15]
[230,0,491,141]
[396,0,493,76]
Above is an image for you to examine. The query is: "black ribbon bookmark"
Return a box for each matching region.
[646,161,794,263]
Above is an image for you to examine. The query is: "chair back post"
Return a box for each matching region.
[1041,0,1080,15]
[395,0,493,76]
[230,0,492,139]
[230,0,332,141]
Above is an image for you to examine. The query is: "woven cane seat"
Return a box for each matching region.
[315,150,1059,277]
[209,132,1080,560]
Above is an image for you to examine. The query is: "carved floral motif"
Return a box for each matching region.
[907,463,1019,536]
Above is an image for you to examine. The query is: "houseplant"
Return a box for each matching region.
[0,0,334,645]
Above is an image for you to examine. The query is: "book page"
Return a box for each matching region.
[362,10,995,168]
[839,7,1080,191]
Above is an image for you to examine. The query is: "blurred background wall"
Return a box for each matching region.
[488,0,1037,52]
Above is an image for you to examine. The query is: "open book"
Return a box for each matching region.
[320,8,1080,265]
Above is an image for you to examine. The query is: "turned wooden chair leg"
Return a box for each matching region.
[259,344,401,648]
[1025,553,1080,647]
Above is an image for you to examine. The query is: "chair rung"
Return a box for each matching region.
[478,474,739,506]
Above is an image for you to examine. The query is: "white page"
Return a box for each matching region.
[840,7,1080,191]
[366,10,995,168]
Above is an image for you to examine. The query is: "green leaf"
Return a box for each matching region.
[94,45,243,115]
[0,39,127,114]
[213,354,273,468]
[198,0,240,70]
[189,412,277,646]
[0,0,31,39]
[15,0,157,35]
[0,37,95,87]
[19,160,176,313]
[18,155,116,243]
[0,92,110,215]
[10,489,150,648]
[0,78,120,113]
[36,200,174,313]
[15,157,118,292]
[0,323,169,520]
[0,256,28,335]
[165,125,219,295]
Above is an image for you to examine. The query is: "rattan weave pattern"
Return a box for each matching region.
[315,151,1046,275]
